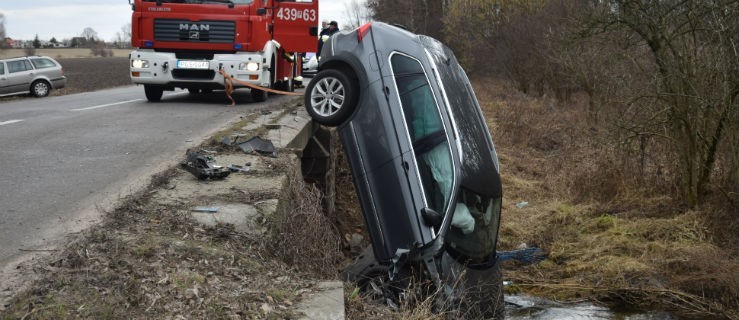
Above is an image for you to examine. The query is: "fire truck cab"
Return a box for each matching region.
[128,0,318,102]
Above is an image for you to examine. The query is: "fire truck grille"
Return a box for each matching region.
[172,69,216,80]
[154,19,235,43]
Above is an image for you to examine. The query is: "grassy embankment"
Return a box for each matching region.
[473,77,739,319]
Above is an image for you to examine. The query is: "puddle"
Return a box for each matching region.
[505,294,676,320]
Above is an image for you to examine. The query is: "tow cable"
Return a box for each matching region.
[218,68,303,106]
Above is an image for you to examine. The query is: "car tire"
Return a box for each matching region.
[30,80,51,97]
[343,246,396,305]
[304,69,357,126]
[144,85,163,102]
[461,261,505,320]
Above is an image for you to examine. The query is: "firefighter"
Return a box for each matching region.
[317,21,339,58]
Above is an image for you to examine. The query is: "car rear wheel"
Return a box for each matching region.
[30,80,50,97]
[144,85,163,102]
[305,69,357,126]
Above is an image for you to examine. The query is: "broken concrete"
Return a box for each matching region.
[297,281,346,320]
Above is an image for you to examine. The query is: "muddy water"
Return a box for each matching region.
[505,295,676,320]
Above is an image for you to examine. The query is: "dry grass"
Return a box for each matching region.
[265,155,343,278]
[473,76,739,319]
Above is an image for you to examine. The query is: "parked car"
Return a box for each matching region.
[0,56,67,98]
[302,52,318,76]
[304,22,504,318]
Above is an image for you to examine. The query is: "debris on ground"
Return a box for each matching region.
[228,164,252,173]
[191,206,220,213]
[238,136,277,157]
[181,150,231,180]
[498,247,547,265]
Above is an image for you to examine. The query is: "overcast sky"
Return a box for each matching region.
[1,0,365,42]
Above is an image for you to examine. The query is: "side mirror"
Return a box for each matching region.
[422,207,443,228]
[309,26,318,36]
[257,8,267,15]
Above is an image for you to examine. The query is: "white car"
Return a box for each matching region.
[302,52,318,76]
[0,56,67,97]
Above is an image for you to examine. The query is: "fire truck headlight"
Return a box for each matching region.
[131,59,149,69]
[239,62,259,72]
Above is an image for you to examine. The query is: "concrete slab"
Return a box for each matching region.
[190,203,264,234]
[297,281,346,320]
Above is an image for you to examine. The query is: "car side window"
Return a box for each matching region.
[0,62,4,75]
[7,60,30,73]
[391,53,454,214]
[31,58,56,69]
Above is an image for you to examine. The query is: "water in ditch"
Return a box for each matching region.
[505,294,677,320]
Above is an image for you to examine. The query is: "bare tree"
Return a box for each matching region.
[81,27,99,42]
[114,23,132,48]
[367,0,444,38]
[592,0,739,207]
[0,13,8,49]
[343,0,372,29]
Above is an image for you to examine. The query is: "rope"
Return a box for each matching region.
[218,68,303,106]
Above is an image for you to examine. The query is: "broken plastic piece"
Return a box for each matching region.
[515,201,529,209]
[238,136,277,157]
[181,150,231,180]
[228,164,251,173]
[497,247,547,265]
[192,206,220,213]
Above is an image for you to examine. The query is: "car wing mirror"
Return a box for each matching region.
[422,207,443,228]
[257,8,267,15]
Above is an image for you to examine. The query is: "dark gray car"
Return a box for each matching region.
[0,56,67,98]
[304,22,504,318]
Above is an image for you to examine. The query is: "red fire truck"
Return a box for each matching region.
[128,0,318,102]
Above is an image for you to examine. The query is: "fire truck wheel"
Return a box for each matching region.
[251,88,268,102]
[304,69,357,127]
[144,85,163,102]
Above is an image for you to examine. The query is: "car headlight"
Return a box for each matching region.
[131,59,149,69]
[239,62,259,71]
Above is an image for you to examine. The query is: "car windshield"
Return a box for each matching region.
[447,188,501,262]
[391,53,454,215]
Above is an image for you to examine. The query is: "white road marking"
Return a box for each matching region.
[0,119,24,126]
[70,99,144,111]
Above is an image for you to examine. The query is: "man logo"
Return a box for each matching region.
[179,24,210,31]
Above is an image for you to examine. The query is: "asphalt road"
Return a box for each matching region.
[0,86,298,270]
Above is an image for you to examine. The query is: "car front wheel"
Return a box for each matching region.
[305,69,357,126]
[31,80,50,97]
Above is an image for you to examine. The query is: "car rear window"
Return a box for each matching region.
[30,58,57,69]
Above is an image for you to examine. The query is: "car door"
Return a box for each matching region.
[0,62,9,95]
[5,58,35,94]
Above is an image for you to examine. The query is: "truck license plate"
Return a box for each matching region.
[177,60,209,69]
